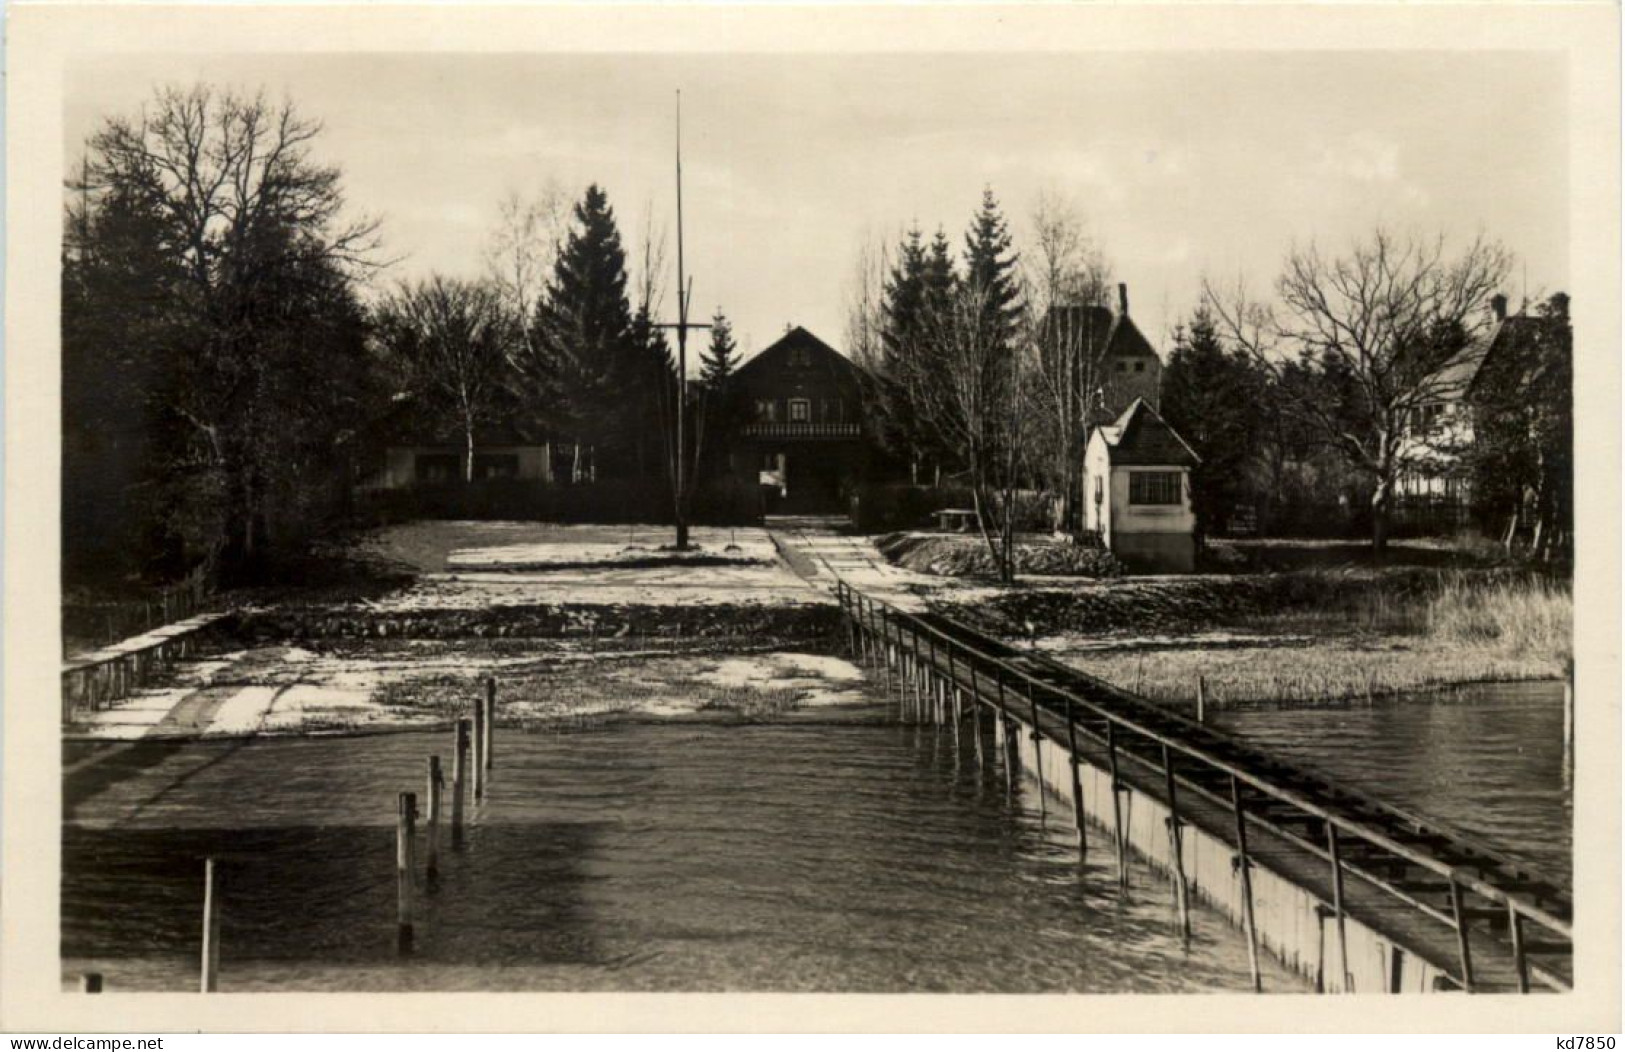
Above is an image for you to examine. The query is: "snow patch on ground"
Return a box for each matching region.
[696,651,869,707]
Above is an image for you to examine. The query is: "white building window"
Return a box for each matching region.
[1129,471,1182,506]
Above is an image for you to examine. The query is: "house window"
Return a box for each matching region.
[414,453,460,483]
[1129,471,1182,506]
[1116,361,1128,372]
[789,398,811,422]
[755,399,778,422]
[789,347,809,367]
[1134,361,1146,373]
[1413,403,1446,434]
[473,453,520,480]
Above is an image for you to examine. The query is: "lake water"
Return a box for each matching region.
[62,680,1568,993]
[62,706,1302,993]
[1213,680,1570,881]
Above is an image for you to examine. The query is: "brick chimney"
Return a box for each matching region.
[1118,282,1129,316]
[1491,293,1508,321]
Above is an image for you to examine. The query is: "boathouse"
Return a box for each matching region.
[725,326,869,514]
[1082,398,1199,573]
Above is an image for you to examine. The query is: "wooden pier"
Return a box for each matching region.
[61,613,228,721]
[836,580,1572,994]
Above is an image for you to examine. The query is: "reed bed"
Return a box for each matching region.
[1042,572,1571,708]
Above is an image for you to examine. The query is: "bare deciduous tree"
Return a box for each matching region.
[909,279,1031,582]
[483,183,567,346]
[83,84,383,566]
[1203,229,1512,551]
[1023,191,1114,533]
[375,276,519,483]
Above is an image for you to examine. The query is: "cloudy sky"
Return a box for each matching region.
[66,50,1567,364]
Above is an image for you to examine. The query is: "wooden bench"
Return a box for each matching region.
[932,508,979,533]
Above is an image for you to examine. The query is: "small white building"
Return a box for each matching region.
[1082,398,1200,573]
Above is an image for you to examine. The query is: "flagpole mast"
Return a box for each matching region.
[674,89,690,550]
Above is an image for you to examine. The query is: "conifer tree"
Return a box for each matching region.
[1161,306,1268,538]
[526,184,636,479]
[961,188,1024,354]
[699,309,738,395]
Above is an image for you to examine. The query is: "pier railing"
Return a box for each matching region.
[834,579,1572,994]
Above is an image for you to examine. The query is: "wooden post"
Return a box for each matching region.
[1196,676,1208,724]
[1230,775,1263,992]
[472,689,486,801]
[426,756,443,887]
[1507,902,1529,994]
[1562,674,1574,773]
[879,609,894,697]
[1448,878,1475,993]
[1065,696,1086,857]
[994,667,1017,789]
[1105,722,1128,890]
[397,792,416,954]
[841,584,858,657]
[451,719,470,848]
[484,677,496,773]
[1326,823,1352,992]
[968,660,984,767]
[1025,682,1046,819]
[916,621,929,718]
[1161,744,1191,943]
[81,972,103,993]
[200,857,221,993]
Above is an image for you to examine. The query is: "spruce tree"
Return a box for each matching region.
[699,309,738,395]
[1161,306,1268,537]
[876,228,930,476]
[961,188,1023,353]
[527,184,637,477]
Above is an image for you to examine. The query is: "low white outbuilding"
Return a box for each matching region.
[1082,398,1200,573]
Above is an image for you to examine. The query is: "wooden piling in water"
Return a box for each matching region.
[1161,744,1191,943]
[484,677,496,772]
[1562,674,1574,772]
[81,972,102,993]
[451,719,470,848]
[397,792,416,954]
[1508,902,1529,993]
[472,689,486,801]
[1196,676,1208,724]
[1105,724,1129,890]
[1448,878,1475,992]
[1229,775,1263,992]
[1326,823,1351,992]
[426,756,443,887]
[200,857,221,993]
[1065,696,1086,857]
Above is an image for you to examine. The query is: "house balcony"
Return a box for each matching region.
[740,421,861,440]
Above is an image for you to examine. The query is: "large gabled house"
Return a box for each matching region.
[1394,292,1571,529]
[723,326,869,514]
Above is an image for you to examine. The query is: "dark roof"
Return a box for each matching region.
[1427,300,1570,402]
[733,326,860,383]
[1044,304,1160,366]
[1094,398,1199,467]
